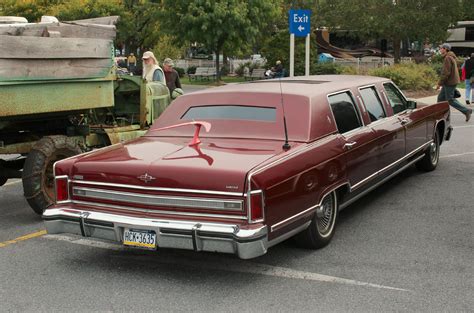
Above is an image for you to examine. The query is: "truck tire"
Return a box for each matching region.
[22,136,83,215]
[0,176,7,186]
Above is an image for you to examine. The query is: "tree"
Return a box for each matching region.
[316,0,464,63]
[0,0,58,22]
[159,0,281,80]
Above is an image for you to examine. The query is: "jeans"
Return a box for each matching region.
[465,79,473,102]
[437,85,470,114]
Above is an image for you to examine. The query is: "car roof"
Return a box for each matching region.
[192,75,390,98]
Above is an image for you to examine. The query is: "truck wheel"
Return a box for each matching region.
[22,136,83,215]
[294,191,338,249]
[416,131,440,172]
[0,176,7,186]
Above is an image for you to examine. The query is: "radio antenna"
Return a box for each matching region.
[279,77,291,151]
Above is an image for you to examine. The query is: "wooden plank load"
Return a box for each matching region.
[0,16,118,82]
[0,16,119,117]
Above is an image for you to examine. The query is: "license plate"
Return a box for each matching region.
[123,229,157,249]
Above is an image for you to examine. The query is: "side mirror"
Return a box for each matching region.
[407,100,417,109]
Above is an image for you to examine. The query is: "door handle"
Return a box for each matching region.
[343,141,357,150]
[400,118,409,125]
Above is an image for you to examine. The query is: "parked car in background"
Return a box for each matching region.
[43,75,452,259]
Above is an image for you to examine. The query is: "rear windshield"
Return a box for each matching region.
[181,105,276,122]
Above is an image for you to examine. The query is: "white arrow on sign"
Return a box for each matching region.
[298,25,305,32]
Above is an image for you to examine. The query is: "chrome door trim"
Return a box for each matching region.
[340,154,425,210]
[267,221,312,248]
[350,140,432,191]
[270,184,346,233]
[270,204,319,232]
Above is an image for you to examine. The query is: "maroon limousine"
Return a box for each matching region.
[43,75,452,259]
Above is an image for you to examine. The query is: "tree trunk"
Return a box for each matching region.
[393,38,401,64]
[215,48,221,81]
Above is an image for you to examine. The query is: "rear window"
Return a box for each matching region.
[328,92,362,133]
[181,105,276,122]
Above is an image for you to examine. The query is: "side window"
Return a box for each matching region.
[328,92,362,134]
[383,83,407,114]
[359,87,386,122]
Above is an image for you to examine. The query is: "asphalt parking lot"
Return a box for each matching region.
[1,94,473,311]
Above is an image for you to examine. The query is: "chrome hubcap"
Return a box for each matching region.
[430,141,438,164]
[316,194,335,236]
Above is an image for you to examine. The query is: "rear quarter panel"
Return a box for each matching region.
[250,134,347,240]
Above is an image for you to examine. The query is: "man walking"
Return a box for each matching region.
[162,58,182,98]
[463,53,474,105]
[437,43,472,122]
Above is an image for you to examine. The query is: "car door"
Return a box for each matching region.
[382,83,427,155]
[358,85,405,173]
[328,91,379,189]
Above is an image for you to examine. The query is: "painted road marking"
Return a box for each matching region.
[453,125,474,129]
[0,230,47,248]
[441,151,474,159]
[45,234,409,292]
[1,179,21,187]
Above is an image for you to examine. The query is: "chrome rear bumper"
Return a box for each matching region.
[43,208,268,259]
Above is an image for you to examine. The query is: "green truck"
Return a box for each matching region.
[0,16,170,214]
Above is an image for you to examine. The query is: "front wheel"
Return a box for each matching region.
[416,131,440,172]
[22,136,83,215]
[294,191,338,249]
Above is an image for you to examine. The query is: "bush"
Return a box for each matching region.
[186,66,197,75]
[220,65,230,76]
[174,67,185,78]
[369,62,437,90]
[312,62,344,75]
[235,62,260,76]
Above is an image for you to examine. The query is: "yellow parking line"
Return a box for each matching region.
[0,230,47,248]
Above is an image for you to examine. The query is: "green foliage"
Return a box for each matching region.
[312,63,344,75]
[152,35,186,63]
[174,67,185,78]
[0,0,53,22]
[220,65,230,76]
[235,62,263,77]
[159,0,281,80]
[187,66,197,75]
[369,63,438,90]
[261,30,318,76]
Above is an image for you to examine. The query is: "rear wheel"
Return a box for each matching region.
[416,131,440,172]
[22,136,83,215]
[294,191,338,249]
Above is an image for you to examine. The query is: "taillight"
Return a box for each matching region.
[249,190,264,223]
[55,176,69,202]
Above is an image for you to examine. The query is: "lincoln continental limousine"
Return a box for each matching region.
[43,75,452,259]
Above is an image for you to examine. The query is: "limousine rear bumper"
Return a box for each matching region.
[43,208,268,259]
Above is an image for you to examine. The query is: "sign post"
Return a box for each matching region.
[289,9,311,77]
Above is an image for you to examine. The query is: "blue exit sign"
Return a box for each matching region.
[289,9,311,37]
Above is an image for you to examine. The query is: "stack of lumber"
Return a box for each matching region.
[0,16,119,82]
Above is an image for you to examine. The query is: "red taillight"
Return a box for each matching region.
[55,177,69,202]
[249,191,264,222]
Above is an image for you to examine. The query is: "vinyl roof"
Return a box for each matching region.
[191,75,390,98]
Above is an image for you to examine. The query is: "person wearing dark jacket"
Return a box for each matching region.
[436,43,472,122]
[463,53,474,105]
[162,58,182,97]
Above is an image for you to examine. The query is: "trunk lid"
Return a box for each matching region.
[71,136,290,193]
